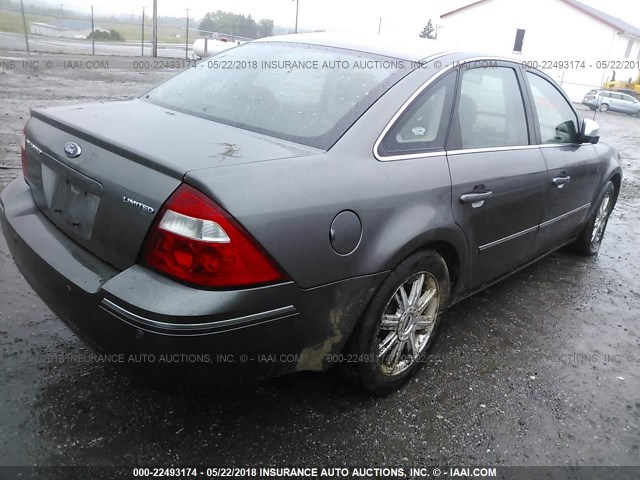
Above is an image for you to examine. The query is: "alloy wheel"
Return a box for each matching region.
[377,272,440,376]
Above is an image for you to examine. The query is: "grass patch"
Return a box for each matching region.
[0,10,52,34]
[0,10,190,43]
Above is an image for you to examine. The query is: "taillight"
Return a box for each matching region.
[141,184,286,288]
[20,122,29,183]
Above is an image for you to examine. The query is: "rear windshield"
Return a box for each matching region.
[144,42,409,149]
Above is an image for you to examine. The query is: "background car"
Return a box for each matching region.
[582,89,640,115]
[0,34,623,395]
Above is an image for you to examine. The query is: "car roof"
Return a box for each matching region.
[255,32,448,62]
[254,33,551,68]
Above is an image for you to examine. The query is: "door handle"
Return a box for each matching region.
[460,191,493,204]
[552,176,571,188]
[460,191,493,203]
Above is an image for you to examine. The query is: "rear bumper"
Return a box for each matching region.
[0,178,385,379]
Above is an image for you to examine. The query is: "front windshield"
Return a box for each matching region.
[144,42,409,149]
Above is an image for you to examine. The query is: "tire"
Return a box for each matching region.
[573,181,615,256]
[345,250,450,395]
[599,103,609,112]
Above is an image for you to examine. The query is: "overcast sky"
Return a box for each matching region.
[36,0,640,36]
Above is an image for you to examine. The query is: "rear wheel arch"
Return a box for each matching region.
[381,239,462,297]
[417,240,460,298]
[340,248,451,394]
[381,235,466,306]
[340,237,464,357]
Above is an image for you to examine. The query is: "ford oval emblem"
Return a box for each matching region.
[64,142,82,158]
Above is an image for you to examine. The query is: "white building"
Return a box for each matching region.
[438,0,640,101]
[29,22,111,40]
[29,22,64,38]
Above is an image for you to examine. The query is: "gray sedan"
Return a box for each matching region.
[0,34,622,394]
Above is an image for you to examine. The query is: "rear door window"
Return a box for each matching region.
[455,66,529,149]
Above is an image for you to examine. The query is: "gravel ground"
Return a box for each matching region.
[0,53,639,470]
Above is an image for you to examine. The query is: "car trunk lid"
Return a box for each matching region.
[24,100,319,270]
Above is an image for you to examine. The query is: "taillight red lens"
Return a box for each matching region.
[20,122,29,183]
[141,184,286,288]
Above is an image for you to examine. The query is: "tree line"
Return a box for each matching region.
[199,11,274,39]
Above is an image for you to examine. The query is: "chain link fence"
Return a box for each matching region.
[0,3,229,58]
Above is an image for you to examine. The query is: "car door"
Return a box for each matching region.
[614,94,626,112]
[611,93,625,112]
[631,95,640,114]
[597,92,608,109]
[613,93,632,113]
[447,62,547,289]
[621,93,638,113]
[524,70,601,252]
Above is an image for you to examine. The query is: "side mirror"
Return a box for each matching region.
[580,118,599,144]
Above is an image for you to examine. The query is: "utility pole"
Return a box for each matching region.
[141,7,145,56]
[59,3,64,28]
[90,5,95,55]
[19,0,29,54]
[293,0,299,34]
[378,17,382,34]
[152,0,158,57]
[185,8,190,59]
